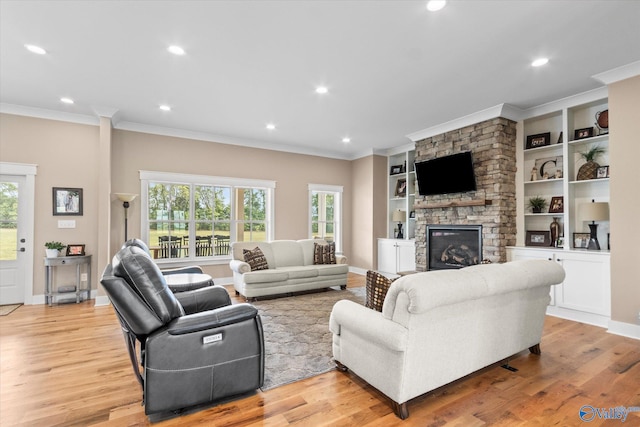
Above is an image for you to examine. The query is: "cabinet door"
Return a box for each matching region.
[556,253,610,316]
[397,241,416,272]
[377,240,397,274]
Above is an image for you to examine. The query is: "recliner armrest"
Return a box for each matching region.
[229,259,251,274]
[168,303,258,335]
[173,285,232,314]
[161,265,204,275]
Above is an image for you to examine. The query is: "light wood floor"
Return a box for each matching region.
[1,273,639,426]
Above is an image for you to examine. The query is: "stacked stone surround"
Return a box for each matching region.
[414,117,517,271]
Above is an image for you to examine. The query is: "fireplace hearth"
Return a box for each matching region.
[427,225,482,270]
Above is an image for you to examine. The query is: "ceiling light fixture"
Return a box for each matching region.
[60,97,74,104]
[25,44,46,55]
[315,86,328,94]
[427,0,447,12]
[532,57,549,67]
[266,123,276,130]
[342,137,351,143]
[168,45,185,55]
[159,104,171,112]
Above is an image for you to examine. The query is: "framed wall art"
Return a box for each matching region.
[52,187,83,216]
[525,132,551,150]
[525,230,551,247]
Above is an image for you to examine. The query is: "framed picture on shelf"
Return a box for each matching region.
[596,165,609,178]
[525,230,551,247]
[394,179,407,198]
[409,210,415,218]
[390,165,402,175]
[52,187,83,216]
[534,156,563,180]
[573,233,590,249]
[549,196,564,213]
[66,244,86,256]
[574,127,594,140]
[525,132,551,150]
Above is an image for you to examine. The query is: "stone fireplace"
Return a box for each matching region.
[414,117,517,271]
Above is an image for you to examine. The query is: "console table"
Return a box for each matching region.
[44,255,91,305]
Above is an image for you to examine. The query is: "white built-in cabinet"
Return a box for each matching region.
[378,238,416,275]
[379,143,417,274]
[512,87,612,328]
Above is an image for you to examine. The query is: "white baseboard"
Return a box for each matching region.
[348,266,367,276]
[607,320,640,340]
[94,295,111,307]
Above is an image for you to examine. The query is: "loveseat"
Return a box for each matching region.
[329,259,565,419]
[229,239,348,299]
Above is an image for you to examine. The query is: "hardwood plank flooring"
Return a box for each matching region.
[1,273,638,426]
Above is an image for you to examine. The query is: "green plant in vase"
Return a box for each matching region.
[45,241,65,257]
[528,196,547,214]
[577,145,606,180]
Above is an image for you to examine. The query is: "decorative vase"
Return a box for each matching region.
[577,161,599,180]
[45,249,59,258]
[550,217,560,247]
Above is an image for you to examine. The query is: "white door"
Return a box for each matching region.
[0,170,34,304]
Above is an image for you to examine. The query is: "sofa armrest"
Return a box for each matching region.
[162,265,204,275]
[330,300,407,352]
[168,303,258,335]
[336,255,347,265]
[229,259,251,274]
[174,285,232,314]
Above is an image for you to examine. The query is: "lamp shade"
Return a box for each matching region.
[581,201,609,222]
[115,193,138,203]
[392,210,406,222]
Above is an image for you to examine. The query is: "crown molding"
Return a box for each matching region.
[592,60,640,85]
[0,103,99,126]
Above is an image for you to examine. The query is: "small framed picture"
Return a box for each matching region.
[395,179,407,197]
[66,244,86,256]
[525,230,551,247]
[526,132,551,150]
[53,187,83,216]
[549,196,564,214]
[390,165,402,175]
[596,165,609,178]
[574,127,594,140]
[573,233,591,249]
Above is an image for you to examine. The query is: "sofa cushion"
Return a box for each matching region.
[315,263,349,276]
[283,266,319,279]
[243,269,289,284]
[314,241,336,264]
[365,270,397,312]
[270,240,305,267]
[243,247,269,271]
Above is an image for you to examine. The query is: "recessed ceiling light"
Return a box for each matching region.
[342,137,351,143]
[315,86,328,94]
[60,97,74,104]
[159,104,171,112]
[168,45,185,55]
[532,57,549,67]
[266,123,276,130]
[427,1,447,12]
[25,44,46,55]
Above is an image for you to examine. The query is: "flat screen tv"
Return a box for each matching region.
[415,151,477,196]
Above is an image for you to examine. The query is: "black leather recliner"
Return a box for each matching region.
[100,244,264,417]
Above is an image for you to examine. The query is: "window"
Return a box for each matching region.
[309,184,342,252]
[141,171,274,263]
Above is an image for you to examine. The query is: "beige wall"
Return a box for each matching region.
[609,75,640,325]
[0,114,101,294]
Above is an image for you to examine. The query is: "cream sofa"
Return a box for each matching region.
[329,259,565,419]
[229,239,348,299]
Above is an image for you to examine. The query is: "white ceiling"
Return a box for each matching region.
[1,1,639,160]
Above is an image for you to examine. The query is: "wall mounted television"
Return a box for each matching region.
[415,151,477,196]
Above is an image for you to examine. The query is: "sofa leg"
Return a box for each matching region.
[235,290,240,296]
[392,401,409,420]
[334,360,349,372]
[529,343,541,355]
[340,285,347,290]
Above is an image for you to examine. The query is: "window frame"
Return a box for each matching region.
[140,170,275,265]
[308,183,343,253]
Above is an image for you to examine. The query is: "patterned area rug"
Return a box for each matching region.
[0,304,22,316]
[250,286,365,390]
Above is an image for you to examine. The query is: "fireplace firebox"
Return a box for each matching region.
[426,225,482,270]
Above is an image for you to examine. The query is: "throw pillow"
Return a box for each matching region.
[243,247,269,271]
[365,270,397,312]
[313,242,336,264]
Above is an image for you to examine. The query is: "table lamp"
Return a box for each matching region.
[115,193,138,242]
[392,210,406,239]
[581,199,609,250]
